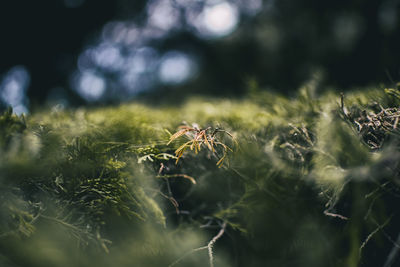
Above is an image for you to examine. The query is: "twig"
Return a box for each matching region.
[157,163,180,214]
[323,211,348,220]
[146,187,180,214]
[169,222,227,267]
[168,246,208,267]
[359,216,391,255]
[156,174,197,184]
[369,216,400,252]
[208,222,227,267]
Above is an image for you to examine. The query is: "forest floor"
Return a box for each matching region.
[1,83,400,267]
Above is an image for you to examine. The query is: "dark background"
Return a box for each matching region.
[0,0,399,109]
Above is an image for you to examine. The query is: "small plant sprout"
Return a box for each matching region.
[167,124,236,167]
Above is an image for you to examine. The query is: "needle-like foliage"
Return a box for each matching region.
[1,82,400,267]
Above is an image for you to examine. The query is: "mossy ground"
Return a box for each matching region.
[1,83,400,267]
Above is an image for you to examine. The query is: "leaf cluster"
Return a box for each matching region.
[168,125,235,167]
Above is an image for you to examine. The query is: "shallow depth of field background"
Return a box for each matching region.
[1,1,400,267]
[0,0,400,111]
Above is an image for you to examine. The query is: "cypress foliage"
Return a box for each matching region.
[1,84,400,266]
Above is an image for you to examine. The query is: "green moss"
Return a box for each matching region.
[1,86,400,266]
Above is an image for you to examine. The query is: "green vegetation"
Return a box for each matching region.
[1,82,400,266]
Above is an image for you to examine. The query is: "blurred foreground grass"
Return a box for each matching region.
[2,83,400,267]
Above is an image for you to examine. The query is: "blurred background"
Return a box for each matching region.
[0,0,400,113]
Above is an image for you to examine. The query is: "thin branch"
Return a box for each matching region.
[168,246,208,267]
[156,174,197,185]
[146,187,180,214]
[169,222,227,267]
[359,216,391,255]
[369,216,400,252]
[323,211,348,220]
[208,222,227,267]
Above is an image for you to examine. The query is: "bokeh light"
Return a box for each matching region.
[102,21,130,44]
[92,44,124,71]
[0,66,30,114]
[71,0,262,102]
[201,1,239,38]
[158,51,197,85]
[147,0,180,32]
[74,71,106,102]
[120,47,159,94]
